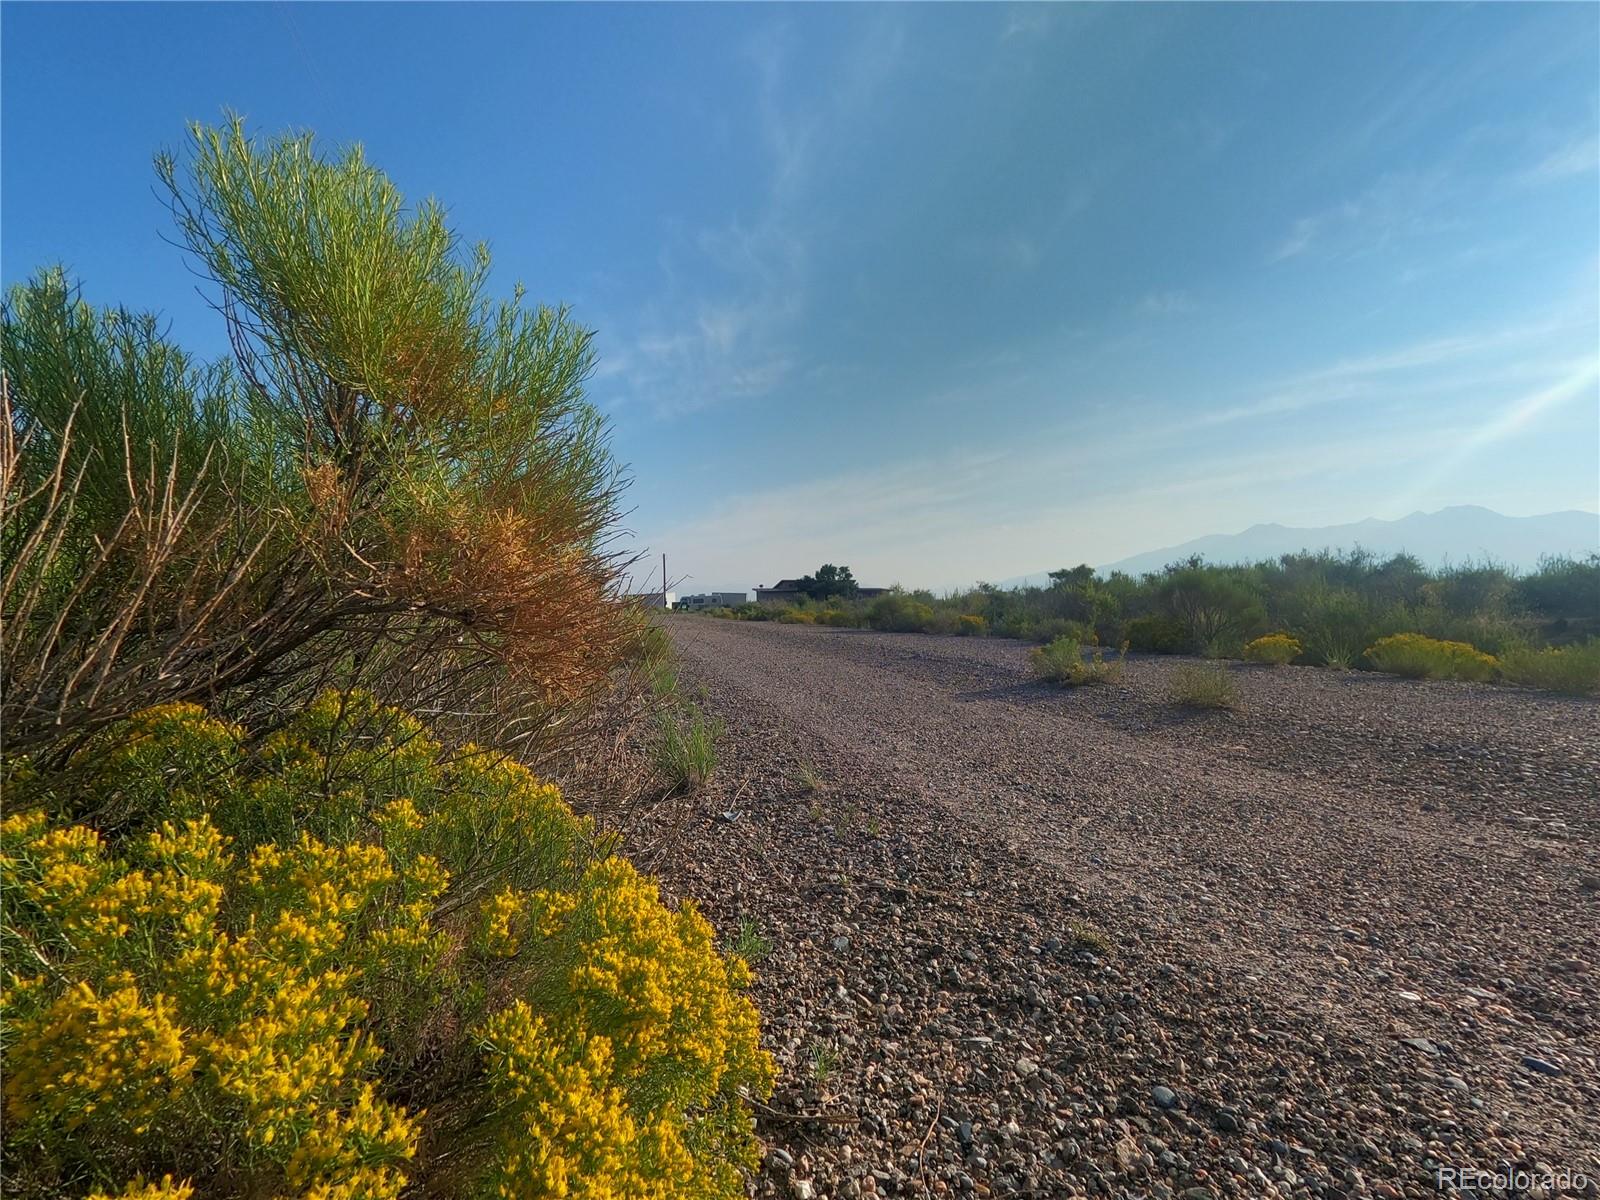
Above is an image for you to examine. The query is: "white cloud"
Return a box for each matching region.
[1517,132,1600,186]
[1391,358,1600,511]
[1137,289,1196,315]
[1270,169,1462,263]
[601,17,905,419]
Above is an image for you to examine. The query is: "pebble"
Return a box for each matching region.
[1520,1055,1564,1076]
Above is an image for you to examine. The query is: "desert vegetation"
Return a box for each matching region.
[1030,636,1125,687]
[1167,662,1244,711]
[695,553,1600,694]
[1,121,770,1199]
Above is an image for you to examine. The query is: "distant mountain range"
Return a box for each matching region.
[1003,506,1598,586]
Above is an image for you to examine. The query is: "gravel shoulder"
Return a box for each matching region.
[654,616,1599,1200]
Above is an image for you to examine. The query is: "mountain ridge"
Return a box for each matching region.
[999,506,1598,586]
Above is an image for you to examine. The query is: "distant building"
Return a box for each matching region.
[753,579,805,606]
[678,591,749,610]
[754,579,887,606]
[629,591,677,610]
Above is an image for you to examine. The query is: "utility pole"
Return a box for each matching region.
[662,552,668,610]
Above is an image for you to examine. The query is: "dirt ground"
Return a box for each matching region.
[654,615,1599,1200]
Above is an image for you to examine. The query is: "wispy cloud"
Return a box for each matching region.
[1392,358,1600,510]
[640,414,1466,591]
[999,5,1053,43]
[1271,170,1462,263]
[604,17,906,418]
[1137,289,1196,315]
[1186,319,1585,429]
[1517,132,1600,186]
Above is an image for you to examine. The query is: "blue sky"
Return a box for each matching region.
[3,3,1597,592]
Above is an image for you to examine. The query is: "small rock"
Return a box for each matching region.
[1152,1085,1179,1110]
[1521,1055,1564,1076]
[1015,1056,1040,1077]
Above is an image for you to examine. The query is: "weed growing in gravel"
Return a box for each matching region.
[1031,637,1125,686]
[1364,633,1498,682]
[794,761,823,794]
[726,918,772,963]
[808,1040,840,1089]
[1169,663,1242,711]
[1068,919,1113,954]
[647,656,680,699]
[1497,639,1600,695]
[655,706,723,790]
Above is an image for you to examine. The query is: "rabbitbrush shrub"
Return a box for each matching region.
[0,692,772,1200]
[866,593,936,633]
[1031,637,1123,687]
[1364,633,1498,682]
[1243,633,1301,666]
[1497,640,1600,696]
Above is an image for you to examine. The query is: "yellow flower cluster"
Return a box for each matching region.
[86,1178,194,1200]
[1365,632,1499,682]
[2,808,420,1196]
[1242,632,1301,665]
[3,691,772,1200]
[479,1003,695,1199]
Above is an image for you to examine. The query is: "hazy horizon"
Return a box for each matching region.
[4,4,1597,597]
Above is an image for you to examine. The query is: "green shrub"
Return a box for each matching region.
[866,593,936,633]
[654,706,723,790]
[775,608,815,624]
[1156,565,1265,654]
[1296,588,1374,668]
[1031,617,1095,645]
[1364,633,1498,682]
[1497,640,1600,696]
[1243,633,1301,665]
[1168,663,1242,710]
[0,693,772,1200]
[1125,614,1190,654]
[1030,637,1123,687]
[956,614,987,636]
[815,608,856,627]
[2,121,632,756]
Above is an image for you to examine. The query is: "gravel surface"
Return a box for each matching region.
[654,616,1599,1200]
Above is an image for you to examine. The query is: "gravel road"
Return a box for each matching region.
[655,616,1599,1200]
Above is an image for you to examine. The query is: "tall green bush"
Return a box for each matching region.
[2,120,633,756]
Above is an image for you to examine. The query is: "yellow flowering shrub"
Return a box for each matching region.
[1242,633,1301,665]
[3,692,771,1200]
[1364,632,1498,682]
